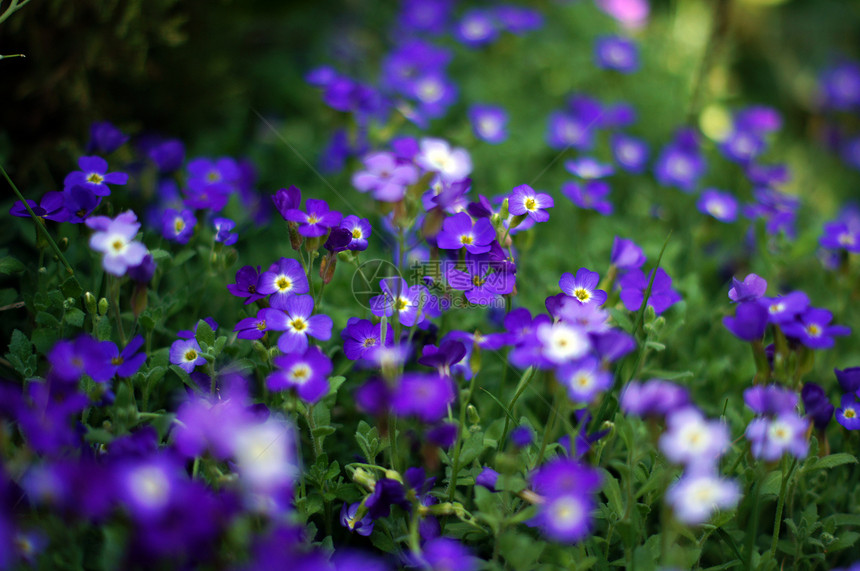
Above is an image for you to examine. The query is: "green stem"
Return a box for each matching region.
[388,412,399,473]
[770,457,797,559]
[447,371,479,501]
[108,275,127,346]
[499,366,536,451]
[304,404,323,460]
[1,164,75,275]
[535,383,562,468]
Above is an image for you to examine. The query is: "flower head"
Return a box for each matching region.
[64,156,128,197]
[268,346,332,403]
[169,338,206,373]
[87,211,148,276]
[509,184,554,222]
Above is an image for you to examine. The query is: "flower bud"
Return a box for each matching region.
[98,297,109,316]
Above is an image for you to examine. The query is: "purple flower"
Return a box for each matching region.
[352,152,419,202]
[87,121,128,154]
[169,338,206,373]
[781,307,851,349]
[186,157,239,204]
[455,9,498,46]
[654,130,705,193]
[272,186,302,220]
[418,340,467,377]
[436,212,496,254]
[720,129,765,164]
[610,236,645,270]
[536,322,591,365]
[340,215,372,251]
[160,208,196,244]
[234,308,289,341]
[746,413,809,461]
[408,72,458,119]
[468,104,508,143]
[820,219,860,253]
[509,184,554,222]
[398,0,452,35]
[87,211,148,276]
[595,0,649,28]
[510,426,535,447]
[729,274,767,302]
[619,268,682,315]
[594,36,639,73]
[445,255,515,305]
[340,502,374,536]
[62,185,101,223]
[9,191,67,222]
[365,477,410,520]
[257,258,310,309]
[559,268,606,306]
[723,301,769,341]
[274,295,333,354]
[64,156,129,197]
[341,318,393,361]
[659,408,730,469]
[836,367,860,393]
[565,157,615,180]
[415,138,472,183]
[213,217,238,246]
[148,139,185,173]
[227,265,266,305]
[268,346,332,403]
[758,291,810,325]
[558,357,612,403]
[391,373,455,423]
[744,385,798,416]
[528,459,602,543]
[819,61,860,111]
[611,134,649,173]
[562,180,613,215]
[666,473,740,525]
[620,379,690,418]
[835,394,860,430]
[476,467,500,491]
[324,227,353,253]
[370,278,439,327]
[546,111,595,151]
[48,335,112,383]
[285,199,343,238]
[697,190,738,223]
[419,537,476,571]
[801,383,834,431]
[98,336,147,379]
[427,422,458,448]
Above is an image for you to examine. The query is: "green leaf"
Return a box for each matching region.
[149,248,171,262]
[0,256,25,275]
[600,468,625,516]
[312,426,336,438]
[458,430,486,465]
[35,311,60,328]
[760,470,782,496]
[64,307,85,327]
[807,453,857,471]
[8,329,32,361]
[498,530,546,570]
[85,429,115,444]
[828,531,860,552]
[195,319,216,349]
[169,364,197,390]
[31,328,59,354]
[60,276,82,298]
[328,375,346,395]
[172,249,196,267]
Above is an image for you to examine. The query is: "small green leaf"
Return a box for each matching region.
[149,248,171,262]
[31,328,59,354]
[60,276,82,298]
[807,453,857,471]
[195,319,216,349]
[312,426,336,438]
[64,307,85,327]
[0,256,25,275]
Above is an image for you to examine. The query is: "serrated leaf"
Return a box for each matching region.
[760,470,782,496]
[806,452,857,471]
[60,276,82,298]
[0,256,25,275]
[195,319,216,349]
[64,307,85,327]
[31,328,58,354]
[8,329,32,361]
[35,311,60,328]
[458,431,486,466]
[312,426,336,438]
[829,531,860,552]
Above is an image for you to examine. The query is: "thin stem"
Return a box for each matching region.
[108,275,127,346]
[447,371,480,501]
[388,412,399,473]
[304,404,323,460]
[770,457,797,559]
[535,382,561,467]
[1,164,75,275]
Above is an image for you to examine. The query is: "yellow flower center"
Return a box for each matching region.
[396,297,410,311]
[805,324,822,338]
[460,235,474,245]
[256,320,267,331]
[845,408,856,419]
[174,217,185,233]
[184,349,198,361]
[86,172,104,184]
[291,318,307,332]
[525,197,536,210]
[573,288,590,302]
[352,228,362,239]
[363,338,377,347]
[276,276,292,292]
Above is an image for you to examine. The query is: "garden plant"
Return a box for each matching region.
[2,0,860,569]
